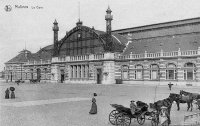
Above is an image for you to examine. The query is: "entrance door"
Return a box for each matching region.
[60,69,64,83]
[10,72,12,82]
[37,69,41,80]
[97,69,102,84]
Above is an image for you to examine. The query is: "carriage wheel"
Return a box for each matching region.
[109,110,119,125]
[116,113,131,126]
[137,113,145,125]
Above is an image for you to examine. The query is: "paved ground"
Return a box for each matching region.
[0,81,200,126]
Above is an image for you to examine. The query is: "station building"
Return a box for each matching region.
[4,7,200,86]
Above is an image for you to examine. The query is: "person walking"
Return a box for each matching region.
[89,93,97,114]
[5,88,10,99]
[168,82,173,90]
[10,87,15,99]
[11,91,15,99]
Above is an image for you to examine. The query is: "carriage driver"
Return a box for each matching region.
[130,100,141,115]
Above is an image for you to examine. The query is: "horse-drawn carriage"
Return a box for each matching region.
[109,101,158,126]
[15,79,24,85]
[29,79,40,83]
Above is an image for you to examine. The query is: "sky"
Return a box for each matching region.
[0,0,200,71]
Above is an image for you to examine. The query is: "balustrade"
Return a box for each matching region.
[163,51,178,57]
[25,49,200,65]
[118,49,199,60]
[181,50,198,56]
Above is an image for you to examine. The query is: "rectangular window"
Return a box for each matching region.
[151,70,157,80]
[136,70,142,80]
[122,71,129,80]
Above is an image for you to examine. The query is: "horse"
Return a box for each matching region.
[180,90,200,111]
[150,93,177,125]
[180,90,200,100]
[169,93,193,111]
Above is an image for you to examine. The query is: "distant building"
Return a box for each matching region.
[4,7,200,86]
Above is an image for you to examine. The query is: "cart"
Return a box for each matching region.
[109,101,158,126]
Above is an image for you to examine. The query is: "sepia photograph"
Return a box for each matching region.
[0,0,200,126]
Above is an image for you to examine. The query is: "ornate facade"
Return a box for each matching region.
[4,8,200,86]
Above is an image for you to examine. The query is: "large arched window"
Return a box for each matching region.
[184,62,196,80]
[135,64,143,80]
[59,26,104,56]
[121,65,129,80]
[166,63,177,80]
[150,64,159,80]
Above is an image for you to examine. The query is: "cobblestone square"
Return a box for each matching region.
[0,82,200,126]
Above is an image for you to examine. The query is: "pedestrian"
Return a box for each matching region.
[11,91,15,99]
[10,87,15,99]
[168,82,173,90]
[89,93,97,114]
[5,88,10,99]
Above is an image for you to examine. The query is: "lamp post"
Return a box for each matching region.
[21,63,22,80]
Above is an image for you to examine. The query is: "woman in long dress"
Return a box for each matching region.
[89,94,97,114]
[5,88,10,99]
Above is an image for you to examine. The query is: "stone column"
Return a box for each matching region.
[129,62,135,80]
[143,61,149,80]
[77,65,79,78]
[159,60,166,81]
[73,65,76,78]
[102,61,115,84]
[51,64,59,83]
[81,65,84,79]
[196,57,200,82]
[85,65,88,79]
[177,59,184,81]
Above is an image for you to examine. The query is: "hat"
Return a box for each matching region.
[161,106,167,109]
[93,93,97,96]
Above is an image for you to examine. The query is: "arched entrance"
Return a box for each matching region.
[166,63,177,80]
[150,64,159,80]
[37,68,41,81]
[135,64,143,80]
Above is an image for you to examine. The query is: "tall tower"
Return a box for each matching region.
[105,6,113,35]
[53,19,59,43]
[52,19,59,56]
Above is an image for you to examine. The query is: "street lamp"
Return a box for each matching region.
[21,63,22,80]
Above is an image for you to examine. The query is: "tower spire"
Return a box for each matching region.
[105,6,113,35]
[104,6,114,52]
[25,42,26,50]
[52,19,59,56]
[76,1,83,27]
[78,1,80,21]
